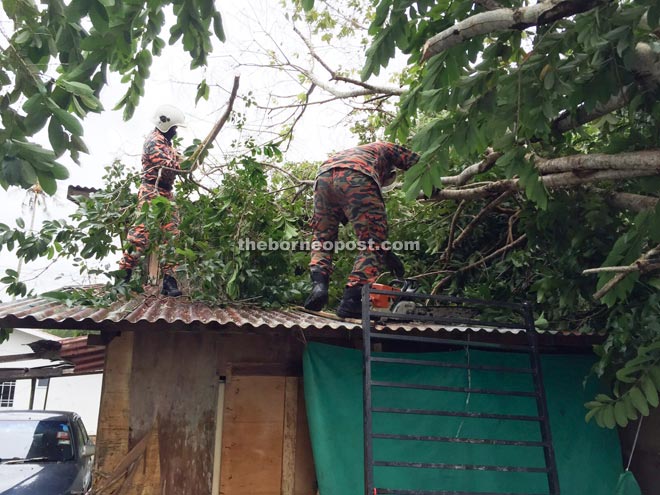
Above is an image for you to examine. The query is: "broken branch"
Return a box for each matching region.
[422,0,604,62]
[591,246,660,300]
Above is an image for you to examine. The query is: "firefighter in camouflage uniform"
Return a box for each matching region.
[304,141,420,318]
[118,104,185,297]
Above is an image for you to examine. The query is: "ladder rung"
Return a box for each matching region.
[367,332,532,352]
[372,407,543,422]
[371,356,534,374]
[372,380,537,397]
[375,489,549,495]
[372,433,547,447]
[374,460,549,473]
[369,310,525,331]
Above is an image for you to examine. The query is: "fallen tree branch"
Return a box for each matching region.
[189,74,241,173]
[422,0,604,62]
[552,86,633,133]
[536,149,660,175]
[424,149,660,202]
[591,246,660,300]
[443,200,466,263]
[432,234,528,293]
[596,189,659,212]
[540,168,656,188]
[441,149,503,186]
[552,42,660,132]
[450,190,514,253]
[425,179,518,201]
[257,161,312,186]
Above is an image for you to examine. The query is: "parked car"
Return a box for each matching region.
[0,410,95,495]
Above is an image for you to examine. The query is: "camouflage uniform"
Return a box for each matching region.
[310,142,420,287]
[119,129,181,276]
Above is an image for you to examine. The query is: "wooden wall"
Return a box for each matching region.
[220,376,316,495]
[93,329,318,495]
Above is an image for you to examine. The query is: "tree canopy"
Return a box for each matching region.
[0,0,224,193]
[0,0,659,428]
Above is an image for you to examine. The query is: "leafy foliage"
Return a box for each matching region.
[0,0,224,193]
[355,0,660,423]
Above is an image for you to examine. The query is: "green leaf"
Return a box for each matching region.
[50,162,69,180]
[16,217,25,229]
[585,406,599,423]
[420,173,433,198]
[623,395,638,421]
[373,0,391,28]
[57,79,95,97]
[616,364,642,384]
[641,374,659,408]
[195,79,210,104]
[52,107,84,136]
[405,177,421,201]
[601,404,616,429]
[629,386,649,416]
[613,400,629,427]
[48,118,68,157]
[2,157,26,186]
[12,140,56,161]
[37,172,57,195]
[301,0,314,11]
[212,12,225,42]
[19,162,38,186]
[649,366,660,390]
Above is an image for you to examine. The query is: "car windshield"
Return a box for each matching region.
[0,419,74,462]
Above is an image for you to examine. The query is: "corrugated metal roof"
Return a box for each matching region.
[60,336,105,374]
[0,288,527,334]
[0,286,598,344]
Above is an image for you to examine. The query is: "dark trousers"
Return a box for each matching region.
[119,184,179,276]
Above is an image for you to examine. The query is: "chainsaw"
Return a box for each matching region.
[369,279,478,320]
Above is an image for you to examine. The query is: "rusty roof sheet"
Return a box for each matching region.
[60,336,105,374]
[0,287,598,342]
[0,290,527,334]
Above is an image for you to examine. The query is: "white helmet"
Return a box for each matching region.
[152,104,186,133]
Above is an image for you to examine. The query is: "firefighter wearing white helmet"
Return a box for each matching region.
[118,104,186,296]
[152,104,187,133]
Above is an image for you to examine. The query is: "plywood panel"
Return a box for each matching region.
[220,376,285,495]
[130,331,220,495]
[94,331,133,481]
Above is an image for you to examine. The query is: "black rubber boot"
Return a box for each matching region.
[336,286,363,319]
[304,269,329,311]
[161,274,182,297]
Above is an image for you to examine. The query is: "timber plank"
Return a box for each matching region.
[94,332,133,483]
[220,376,285,494]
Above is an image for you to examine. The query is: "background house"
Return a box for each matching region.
[0,327,104,435]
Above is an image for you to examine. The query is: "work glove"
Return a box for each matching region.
[384,250,405,278]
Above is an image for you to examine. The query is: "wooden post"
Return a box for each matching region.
[147,250,159,286]
[281,377,299,495]
[94,332,134,484]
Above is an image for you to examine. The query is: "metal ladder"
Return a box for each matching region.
[361,285,560,495]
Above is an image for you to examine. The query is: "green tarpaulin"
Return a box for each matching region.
[303,342,629,495]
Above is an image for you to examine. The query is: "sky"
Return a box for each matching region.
[0,1,387,296]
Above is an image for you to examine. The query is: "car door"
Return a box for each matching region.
[73,418,93,491]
